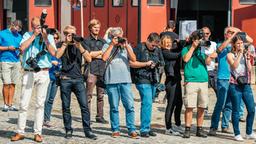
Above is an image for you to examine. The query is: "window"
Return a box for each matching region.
[147,0,164,6]
[113,0,124,7]
[240,0,256,4]
[34,0,52,7]
[132,0,138,6]
[95,0,104,7]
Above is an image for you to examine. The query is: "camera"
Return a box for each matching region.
[190,29,211,47]
[26,57,41,72]
[40,9,48,30]
[118,37,126,44]
[72,34,84,42]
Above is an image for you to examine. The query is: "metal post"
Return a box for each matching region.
[79,0,84,37]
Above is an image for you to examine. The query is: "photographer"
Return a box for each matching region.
[182,30,212,138]
[11,17,56,143]
[226,34,255,141]
[102,27,138,138]
[55,25,97,140]
[0,20,22,112]
[208,27,253,136]
[43,29,62,127]
[130,32,164,137]
[160,35,183,136]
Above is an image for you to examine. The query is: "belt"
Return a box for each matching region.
[60,75,72,80]
[24,68,49,72]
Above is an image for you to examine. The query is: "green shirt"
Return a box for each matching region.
[181,45,208,82]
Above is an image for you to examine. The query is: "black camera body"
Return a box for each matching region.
[40,9,48,31]
[190,29,211,47]
[118,37,126,44]
[26,57,41,72]
[72,34,84,42]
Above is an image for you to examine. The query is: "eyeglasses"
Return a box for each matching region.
[64,32,75,36]
[54,37,59,40]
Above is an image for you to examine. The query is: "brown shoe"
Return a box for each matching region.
[34,134,43,142]
[129,131,139,139]
[11,133,25,141]
[111,131,120,138]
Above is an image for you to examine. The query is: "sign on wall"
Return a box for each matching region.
[179,20,197,40]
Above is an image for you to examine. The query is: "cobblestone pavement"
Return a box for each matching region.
[0,83,256,144]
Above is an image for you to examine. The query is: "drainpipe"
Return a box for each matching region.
[79,0,84,37]
[228,0,232,26]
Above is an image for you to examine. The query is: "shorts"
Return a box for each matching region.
[183,82,208,108]
[1,62,21,84]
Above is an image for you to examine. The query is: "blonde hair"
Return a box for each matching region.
[88,19,101,30]
[31,17,40,27]
[160,35,172,49]
[63,25,76,34]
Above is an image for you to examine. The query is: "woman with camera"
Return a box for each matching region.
[226,34,255,141]
[161,35,183,136]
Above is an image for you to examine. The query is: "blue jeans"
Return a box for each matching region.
[60,78,91,132]
[44,80,58,122]
[136,84,156,133]
[210,79,232,129]
[239,101,245,118]
[106,83,136,133]
[229,84,255,136]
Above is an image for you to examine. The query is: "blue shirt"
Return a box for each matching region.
[0,29,22,62]
[20,32,56,69]
[102,44,132,84]
[217,43,232,79]
[49,56,61,81]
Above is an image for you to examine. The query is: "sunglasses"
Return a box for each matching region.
[205,33,210,35]
[54,37,59,40]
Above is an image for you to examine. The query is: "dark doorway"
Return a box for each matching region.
[13,0,28,34]
[176,0,230,42]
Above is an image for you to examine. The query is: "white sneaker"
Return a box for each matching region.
[234,135,244,141]
[9,105,18,111]
[2,104,9,112]
[245,133,256,140]
[165,128,181,136]
[173,125,185,134]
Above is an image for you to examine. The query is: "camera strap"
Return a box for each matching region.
[230,53,248,80]
[192,49,207,70]
[105,46,120,69]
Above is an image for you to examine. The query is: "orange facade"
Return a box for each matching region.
[28,0,58,31]
[232,0,256,45]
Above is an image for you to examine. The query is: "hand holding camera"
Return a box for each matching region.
[192,39,200,49]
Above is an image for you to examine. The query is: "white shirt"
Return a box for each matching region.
[201,41,217,71]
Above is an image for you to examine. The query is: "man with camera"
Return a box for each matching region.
[55,25,97,140]
[208,26,253,136]
[102,27,138,138]
[0,20,22,112]
[130,32,164,137]
[182,30,212,138]
[83,19,108,124]
[11,17,56,142]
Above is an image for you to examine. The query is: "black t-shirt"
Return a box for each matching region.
[57,42,88,79]
[132,43,165,84]
[83,35,106,76]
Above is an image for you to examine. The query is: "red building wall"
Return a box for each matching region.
[28,0,57,31]
[232,0,256,45]
[0,0,3,29]
[140,0,167,42]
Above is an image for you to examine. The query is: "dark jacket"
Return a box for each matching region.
[132,43,165,84]
[162,48,182,81]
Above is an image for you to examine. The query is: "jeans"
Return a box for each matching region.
[106,83,136,133]
[229,84,255,136]
[210,79,232,129]
[136,84,156,133]
[60,78,91,132]
[44,80,58,122]
[164,77,182,129]
[239,101,245,118]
